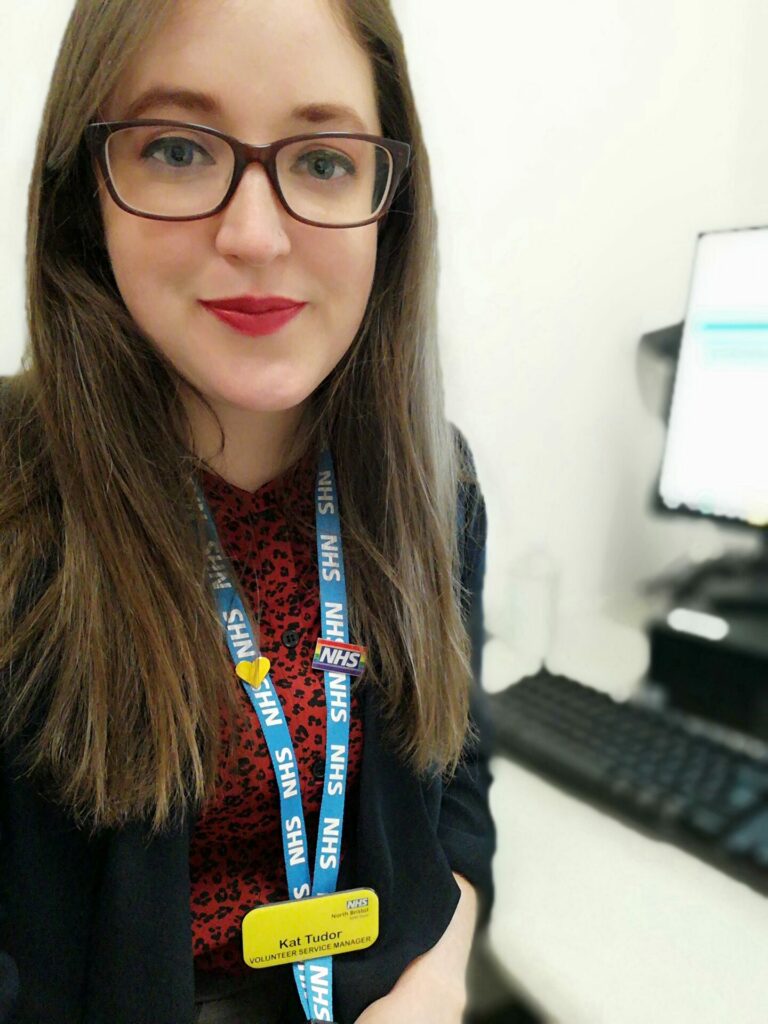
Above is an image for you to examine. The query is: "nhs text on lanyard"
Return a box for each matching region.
[193,450,368,1023]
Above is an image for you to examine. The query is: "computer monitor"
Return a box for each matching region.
[657,226,768,530]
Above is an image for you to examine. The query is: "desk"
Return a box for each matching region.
[483,606,768,1024]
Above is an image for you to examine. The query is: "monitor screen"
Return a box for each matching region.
[658,227,768,527]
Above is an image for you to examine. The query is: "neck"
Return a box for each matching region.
[181,388,308,493]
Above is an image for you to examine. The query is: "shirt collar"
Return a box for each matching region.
[198,449,316,516]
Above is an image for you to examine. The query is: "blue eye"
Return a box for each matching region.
[294,150,356,181]
[142,136,214,168]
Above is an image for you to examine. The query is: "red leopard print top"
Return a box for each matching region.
[190,453,364,977]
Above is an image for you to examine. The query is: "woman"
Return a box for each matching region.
[0,0,494,1022]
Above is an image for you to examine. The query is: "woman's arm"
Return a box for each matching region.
[436,430,495,923]
[355,430,492,1023]
[354,872,477,1023]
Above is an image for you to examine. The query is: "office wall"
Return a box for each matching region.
[392,0,767,663]
[1,1,766,672]
[0,3,76,380]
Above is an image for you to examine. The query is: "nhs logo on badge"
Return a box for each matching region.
[312,638,367,677]
[346,897,369,910]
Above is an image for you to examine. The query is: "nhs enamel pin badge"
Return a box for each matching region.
[312,638,367,677]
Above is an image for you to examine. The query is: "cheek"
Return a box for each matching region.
[313,226,378,327]
[101,213,202,346]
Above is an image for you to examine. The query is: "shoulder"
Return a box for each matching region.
[449,422,487,580]
[450,421,476,468]
[449,422,484,518]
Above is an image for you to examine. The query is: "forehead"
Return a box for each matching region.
[105,0,380,137]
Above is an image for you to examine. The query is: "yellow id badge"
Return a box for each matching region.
[242,888,379,969]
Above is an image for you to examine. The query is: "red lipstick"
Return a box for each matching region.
[199,294,306,337]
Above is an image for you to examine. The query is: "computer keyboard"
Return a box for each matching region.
[490,669,768,895]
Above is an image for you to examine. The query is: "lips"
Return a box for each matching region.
[200,299,306,337]
[200,295,303,315]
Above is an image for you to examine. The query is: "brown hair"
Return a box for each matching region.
[0,0,477,837]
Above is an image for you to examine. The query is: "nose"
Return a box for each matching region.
[213,163,292,262]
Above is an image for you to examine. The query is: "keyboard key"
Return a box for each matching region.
[682,807,730,839]
[723,784,763,815]
[723,807,768,857]
[632,785,667,814]
[658,794,690,822]
[735,765,768,795]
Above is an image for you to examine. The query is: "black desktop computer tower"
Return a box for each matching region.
[648,613,768,741]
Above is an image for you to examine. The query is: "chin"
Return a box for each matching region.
[216,382,314,415]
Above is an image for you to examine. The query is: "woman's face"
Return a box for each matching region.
[97,0,381,419]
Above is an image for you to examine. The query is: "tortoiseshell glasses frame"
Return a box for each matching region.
[83,118,412,229]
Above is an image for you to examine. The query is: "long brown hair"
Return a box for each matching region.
[0,0,477,837]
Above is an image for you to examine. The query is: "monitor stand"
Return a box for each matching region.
[646,533,768,612]
[705,577,768,614]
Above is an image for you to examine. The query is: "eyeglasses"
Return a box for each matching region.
[84,119,411,229]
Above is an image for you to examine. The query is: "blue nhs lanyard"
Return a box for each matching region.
[193,449,350,1022]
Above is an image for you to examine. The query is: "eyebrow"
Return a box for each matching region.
[118,86,369,133]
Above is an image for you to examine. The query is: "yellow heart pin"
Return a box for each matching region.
[235,657,271,688]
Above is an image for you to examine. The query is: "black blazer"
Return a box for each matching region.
[0,431,494,1024]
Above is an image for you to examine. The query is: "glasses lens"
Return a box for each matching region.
[105,125,234,218]
[276,137,393,226]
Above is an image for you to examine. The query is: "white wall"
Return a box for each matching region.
[2,1,766,679]
[0,3,76,375]
[393,0,766,675]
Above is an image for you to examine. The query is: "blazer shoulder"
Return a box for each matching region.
[449,423,487,587]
